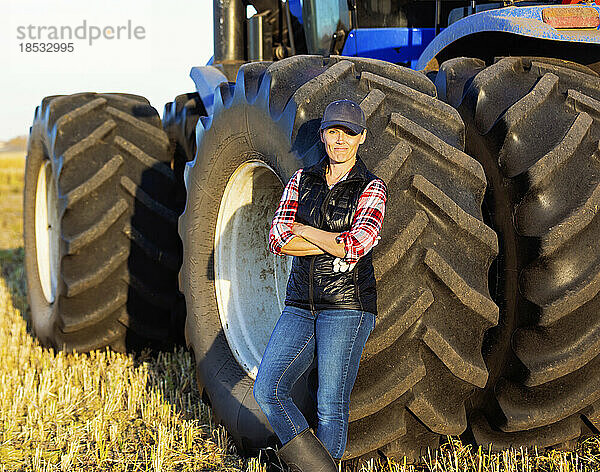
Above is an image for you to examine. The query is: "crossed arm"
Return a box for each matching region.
[280,223,346,258]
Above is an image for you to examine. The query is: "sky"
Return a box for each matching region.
[1,0,215,141]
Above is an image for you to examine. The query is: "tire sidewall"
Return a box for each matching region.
[23,123,62,346]
[182,101,316,451]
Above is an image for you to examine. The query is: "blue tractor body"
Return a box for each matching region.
[417,3,600,69]
[336,3,600,69]
[338,4,600,69]
[341,27,437,68]
[192,1,600,104]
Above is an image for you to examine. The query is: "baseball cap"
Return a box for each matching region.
[320,99,366,135]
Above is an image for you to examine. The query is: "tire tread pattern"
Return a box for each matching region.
[25,92,183,351]
[438,56,600,449]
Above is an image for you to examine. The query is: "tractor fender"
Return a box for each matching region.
[416,5,600,70]
[189,65,229,117]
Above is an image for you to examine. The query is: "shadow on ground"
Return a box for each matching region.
[0,247,28,326]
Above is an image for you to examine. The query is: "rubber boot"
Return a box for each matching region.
[277,428,338,472]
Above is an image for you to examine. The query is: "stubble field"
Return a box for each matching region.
[1,150,600,471]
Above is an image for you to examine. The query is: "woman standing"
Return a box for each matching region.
[253,99,387,472]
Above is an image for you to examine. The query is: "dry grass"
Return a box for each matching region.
[0,249,245,471]
[0,152,25,250]
[1,150,600,471]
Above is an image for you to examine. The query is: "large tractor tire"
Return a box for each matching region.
[435,56,600,449]
[24,92,183,352]
[179,55,498,460]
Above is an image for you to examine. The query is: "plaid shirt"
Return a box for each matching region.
[268,169,387,263]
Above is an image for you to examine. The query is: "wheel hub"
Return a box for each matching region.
[35,161,59,304]
[214,160,292,378]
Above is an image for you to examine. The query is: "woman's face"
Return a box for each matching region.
[320,126,366,164]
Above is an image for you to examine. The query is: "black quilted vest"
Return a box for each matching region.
[285,156,379,315]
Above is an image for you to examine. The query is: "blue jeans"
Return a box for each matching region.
[253,305,375,459]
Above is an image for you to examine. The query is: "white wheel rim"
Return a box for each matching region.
[35,161,59,304]
[214,160,292,379]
